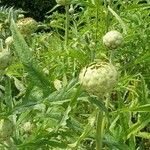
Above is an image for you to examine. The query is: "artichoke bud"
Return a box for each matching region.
[17,17,38,35]
[103,30,123,49]
[79,62,118,98]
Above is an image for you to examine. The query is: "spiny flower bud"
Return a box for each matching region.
[56,0,70,6]
[0,119,14,140]
[103,30,123,49]
[79,62,118,98]
[17,17,38,35]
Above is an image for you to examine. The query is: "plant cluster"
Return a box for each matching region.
[0,0,150,150]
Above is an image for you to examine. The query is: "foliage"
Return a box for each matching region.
[0,0,56,21]
[0,0,150,149]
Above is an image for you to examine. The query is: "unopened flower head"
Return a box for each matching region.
[103,30,123,49]
[17,17,38,35]
[79,62,118,98]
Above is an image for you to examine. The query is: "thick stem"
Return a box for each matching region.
[65,5,69,48]
[96,109,103,150]
[110,50,115,64]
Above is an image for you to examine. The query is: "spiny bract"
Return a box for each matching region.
[103,30,123,49]
[79,62,118,98]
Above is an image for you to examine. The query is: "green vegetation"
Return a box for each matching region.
[0,0,56,20]
[0,0,150,149]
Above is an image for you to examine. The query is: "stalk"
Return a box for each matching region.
[104,0,112,32]
[110,50,115,64]
[96,109,104,150]
[65,4,69,48]
[96,95,110,150]
[95,5,99,42]
[95,0,100,42]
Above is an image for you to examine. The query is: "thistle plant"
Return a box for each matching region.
[0,1,149,149]
[16,17,38,36]
[79,61,118,149]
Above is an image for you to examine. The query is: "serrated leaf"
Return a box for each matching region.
[126,114,150,139]
[89,96,109,116]
[4,76,13,110]
[131,104,150,112]
[59,105,72,127]
[10,18,51,95]
[68,111,96,148]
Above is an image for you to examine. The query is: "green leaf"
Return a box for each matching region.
[136,132,150,139]
[104,133,130,150]
[131,104,150,112]
[4,76,13,110]
[114,104,150,113]
[68,111,96,149]
[10,19,33,65]
[10,18,51,95]
[108,5,127,34]
[126,113,150,139]
[59,105,72,127]
[89,96,109,116]
[18,139,67,149]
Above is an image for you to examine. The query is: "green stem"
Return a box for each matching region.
[95,5,99,42]
[96,109,103,150]
[65,5,69,48]
[110,50,115,64]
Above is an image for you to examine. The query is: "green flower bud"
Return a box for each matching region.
[103,30,123,49]
[79,62,118,98]
[17,17,38,35]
